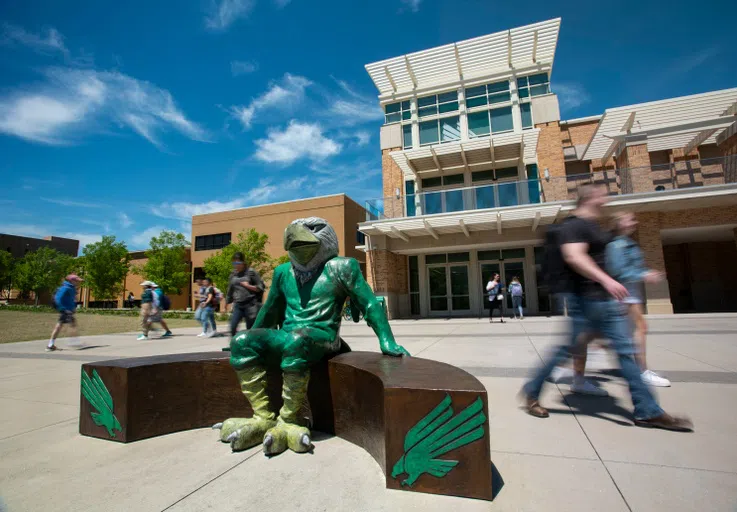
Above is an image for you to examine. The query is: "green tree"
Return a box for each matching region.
[12,247,75,305]
[202,229,286,291]
[82,236,131,301]
[0,250,15,299]
[133,230,190,295]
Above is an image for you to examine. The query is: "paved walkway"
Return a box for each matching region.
[1,315,737,511]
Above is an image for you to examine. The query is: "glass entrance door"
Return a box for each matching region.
[480,262,501,310]
[480,260,526,311]
[428,264,471,314]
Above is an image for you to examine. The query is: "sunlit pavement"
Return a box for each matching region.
[2,314,737,511]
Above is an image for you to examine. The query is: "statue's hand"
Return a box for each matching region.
[380,340,411,357]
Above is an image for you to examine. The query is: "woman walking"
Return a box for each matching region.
[509,276,524,319]
[606,212,670,387]
[486,273,504,323]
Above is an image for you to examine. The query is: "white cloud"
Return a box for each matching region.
[64,232,103,249]
[325,79,383,126]
[554,82,592,112]
[229,73,311,130]
[401,0,422,12]
[150,178,307,221]
[130,226,165,249]
[254,121,341,164]
[231,60,258,76]
[41,197,104,208]
[1,23,69,58]
[355,131,371,146]
[0,66,207,147]
[118,212,133,228]
[0,222,101,250]
[205,0,255,31]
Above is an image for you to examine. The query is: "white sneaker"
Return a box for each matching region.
[137,334,148,341]
[206,331,217,338]
[550,366,575,384]
[571,378,609,396]
[197,332,208,337]
[642,369,671,387]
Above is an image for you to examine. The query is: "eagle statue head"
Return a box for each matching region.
[283,217,339,284]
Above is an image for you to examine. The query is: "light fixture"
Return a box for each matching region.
[544,168,550,181]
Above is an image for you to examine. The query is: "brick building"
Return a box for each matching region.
[358,18,737,318]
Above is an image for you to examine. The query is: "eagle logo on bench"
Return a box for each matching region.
[391,394,485,487]
[81,369,122,438]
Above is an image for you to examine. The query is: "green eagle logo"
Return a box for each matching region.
[81,369,122,437]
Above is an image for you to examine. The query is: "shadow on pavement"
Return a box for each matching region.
[556,393,634,426]
[491,461,504,500]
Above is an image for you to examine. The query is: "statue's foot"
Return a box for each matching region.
[263,420,312,456]
[213,417,276,452]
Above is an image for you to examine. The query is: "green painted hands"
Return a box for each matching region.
[380,340,411,357]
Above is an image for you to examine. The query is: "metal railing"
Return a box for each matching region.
[365,155,735,220]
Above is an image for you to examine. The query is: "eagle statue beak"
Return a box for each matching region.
[284,223,320,266]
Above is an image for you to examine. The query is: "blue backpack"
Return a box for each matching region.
[160,294,171,311]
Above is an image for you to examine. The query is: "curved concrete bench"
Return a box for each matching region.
[80,348,492,501]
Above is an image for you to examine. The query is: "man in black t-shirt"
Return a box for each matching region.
[522,184,692,432]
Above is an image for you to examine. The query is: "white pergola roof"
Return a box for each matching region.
[365,18,561,99]
[582,88,737,161]
[360,203,561,241]
[391,130,540,177]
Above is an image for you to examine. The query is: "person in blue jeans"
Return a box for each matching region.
[509,276,524,319]
[198,278,218,337]
[521,184,692,432]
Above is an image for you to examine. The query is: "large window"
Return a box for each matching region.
[419,116,460,146]
[409,256,420,315]
[465,80,511,108]
[418,91,458,118]
[402,123,413,149]
[421,174,465,214]
[521,102,533,129]
[467,106,514,138]
[405,180,416,217]
[471,167,521,209]
[517,73,550,99]
[194,232,231,251]
[384,100,411,124]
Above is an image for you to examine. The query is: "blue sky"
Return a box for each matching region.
[1,0,735,251]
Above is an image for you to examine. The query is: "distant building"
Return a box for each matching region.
[358,18,737,318]
[1,233,79,258]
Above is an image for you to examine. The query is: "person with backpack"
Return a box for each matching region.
[485,273,504,323]
[198,277,219,337]
[137,281,155,340]
[47,274,83,351]
[148,283,173,338]
[226,252,265,336]
[509,276,524,319]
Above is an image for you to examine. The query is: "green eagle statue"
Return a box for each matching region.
[214,217,410,456]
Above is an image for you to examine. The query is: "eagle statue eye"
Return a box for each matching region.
[311,223,326,232]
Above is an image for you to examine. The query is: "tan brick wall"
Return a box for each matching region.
[656,205,737,230]
[617,143,651,194]
[366,249,408,296]
[560,120,599,147]
[717,131,737,183]
[382,147,405,218]
[536,121,567,202]
[634,212,672,313]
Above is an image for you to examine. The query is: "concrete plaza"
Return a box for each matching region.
[1,314,737,511]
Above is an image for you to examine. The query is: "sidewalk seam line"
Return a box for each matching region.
[0,417,77,442]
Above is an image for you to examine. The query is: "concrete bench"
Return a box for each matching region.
[80,348,492,501]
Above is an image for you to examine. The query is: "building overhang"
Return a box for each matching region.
[391,130,540,177]
[582,88,737,161]
[365,18,561,101]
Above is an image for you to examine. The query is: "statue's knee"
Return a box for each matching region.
[229,331,262,369]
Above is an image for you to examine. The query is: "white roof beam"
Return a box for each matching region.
[600,139,619,164]
[532,211,542,231]
[531,30,539,63]
[384,66,397,92]
[404,56,418,89]
[430,147,443,173]
[497,212,502,234]
[507,30,513,69]
[489,138,496,167]
[725,100,737,116]
[684,129,718,155]
[621,112,636,133]
[423,220,439,240]
[453,43,463,80]
[390,226,410,242]
[459,219,470,238]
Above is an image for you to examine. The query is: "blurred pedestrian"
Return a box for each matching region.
[486,273,504,323]
[126,291,135,308]
[137,281,154,340]
[509,276,524,319]
[607,211,670,387]
[226,252,265,336]
[520,184,692,431]
[198,277,218,337]
[47,274,83,351]
[148,283,173,338]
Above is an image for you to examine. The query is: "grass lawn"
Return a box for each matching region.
[0,310,200,344]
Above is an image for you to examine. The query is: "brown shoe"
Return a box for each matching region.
[634,413,693,432]
[525,397,549,418]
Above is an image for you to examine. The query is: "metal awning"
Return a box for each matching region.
[360,203,561,241]
[390,130,540,177]
[582,88,737,161]
[365,19,561,99]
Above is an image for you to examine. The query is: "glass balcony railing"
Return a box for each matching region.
[366,155,736,220]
